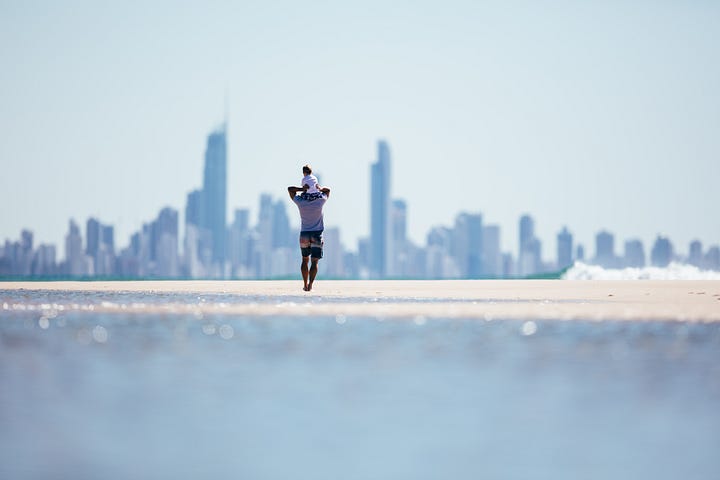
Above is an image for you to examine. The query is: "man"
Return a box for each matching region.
[288,181,331,291]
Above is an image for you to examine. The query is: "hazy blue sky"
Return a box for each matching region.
[2,0,718,260]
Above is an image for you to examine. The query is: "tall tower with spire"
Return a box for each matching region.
[202,123,227,265]
[370,140,392,278]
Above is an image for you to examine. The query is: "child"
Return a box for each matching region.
[301,164,320,194]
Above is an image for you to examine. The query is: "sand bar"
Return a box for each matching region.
[2,280,720,321]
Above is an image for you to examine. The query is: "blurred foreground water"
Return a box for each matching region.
[1,289,720,480]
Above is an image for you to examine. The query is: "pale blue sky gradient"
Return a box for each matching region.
[2,0,718,260]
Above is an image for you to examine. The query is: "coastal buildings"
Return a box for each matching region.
[2,132,719,279]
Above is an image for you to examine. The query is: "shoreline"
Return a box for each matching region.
[2,280,720,322]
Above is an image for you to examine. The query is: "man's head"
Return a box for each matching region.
[303,164,312,175]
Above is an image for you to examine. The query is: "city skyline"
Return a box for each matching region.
[3,129,717,266]
[3,130,719,278]
[2,2,719,261]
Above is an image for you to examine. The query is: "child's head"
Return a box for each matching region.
[302,164,319,192]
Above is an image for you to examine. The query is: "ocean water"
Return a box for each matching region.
[1,289,720,480]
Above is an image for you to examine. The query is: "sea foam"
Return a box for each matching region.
[562,261,720,280]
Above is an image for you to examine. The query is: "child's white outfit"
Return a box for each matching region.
[302,174,319,193]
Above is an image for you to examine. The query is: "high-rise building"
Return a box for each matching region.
[502,252,515,278]
[651,235,673,267]
[101,225,114,254]
[272,199,291,249]
[86,218,100,258]
[86,218,115,276]
[519,214,534,256]
[705,246,720,271]
[426,226,457,278]
[33,244,56,276]
[256,194,275,278]
[594,230,616,268]
[556,227,573,271]
[65,219,86,277]
[624,239,645,268]
[391,199,408,277]
[154,207,179,277]
[184,189,212,277]
[357,238,371,278]
[688,240,703,267]
[186,189,204,226]
[482,225,501,277]
[18,230,33,276]
[323,227,344,278]
[370,140,392,278]
[454,212,483,278]
[518,215,540,276]
[392,199,407,247]
[202,125,227,265]
[228,209,251,276]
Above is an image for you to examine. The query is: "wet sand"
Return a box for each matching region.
[3,280,719,321]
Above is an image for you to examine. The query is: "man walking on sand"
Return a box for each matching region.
[288,180,331,292]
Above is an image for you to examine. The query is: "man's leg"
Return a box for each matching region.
[301,256,310,291]
[308,258,319,291]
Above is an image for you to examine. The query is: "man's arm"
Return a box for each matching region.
[320,186,331,198]
[288,186,303,200]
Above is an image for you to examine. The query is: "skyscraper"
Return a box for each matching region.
[594,230,616,268]
[482,224,501,277]
[202,125,227,265]
[272,199,291,249]
[391,199,407,276]
[391,199,407,248]
[33,244,56,276]
[154,207,179,277]
[184,188,211,277]
[519,215,534,256]
[227,208,255,278]
[256,193,274,278]
[518,214,540,276]
[86,218,115,276]
[65,219,86,277]
[706,246,720,271]
[18,230,33,276]
[624,239,645,268]
[185,189,204,227]
[426,226,457,278]
[323,227,344,278]
[454,212,483,278]
[86,218,100,258]
[688,240,703,267]
[557,227,573,271]
[370,140,391,278]
[651,236,673,267]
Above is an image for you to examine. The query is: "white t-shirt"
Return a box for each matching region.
[302,174,319,193]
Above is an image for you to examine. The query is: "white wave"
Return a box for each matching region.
[562,261,720,280]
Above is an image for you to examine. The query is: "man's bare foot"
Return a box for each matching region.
[303,285,309,291]
[307,283,313,292]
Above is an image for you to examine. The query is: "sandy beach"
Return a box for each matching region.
[3,279,720,480]
[3,280,719,321]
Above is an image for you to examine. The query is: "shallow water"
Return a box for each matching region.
[1,289,720,480]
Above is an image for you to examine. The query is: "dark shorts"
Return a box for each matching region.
[299,230,323,259]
